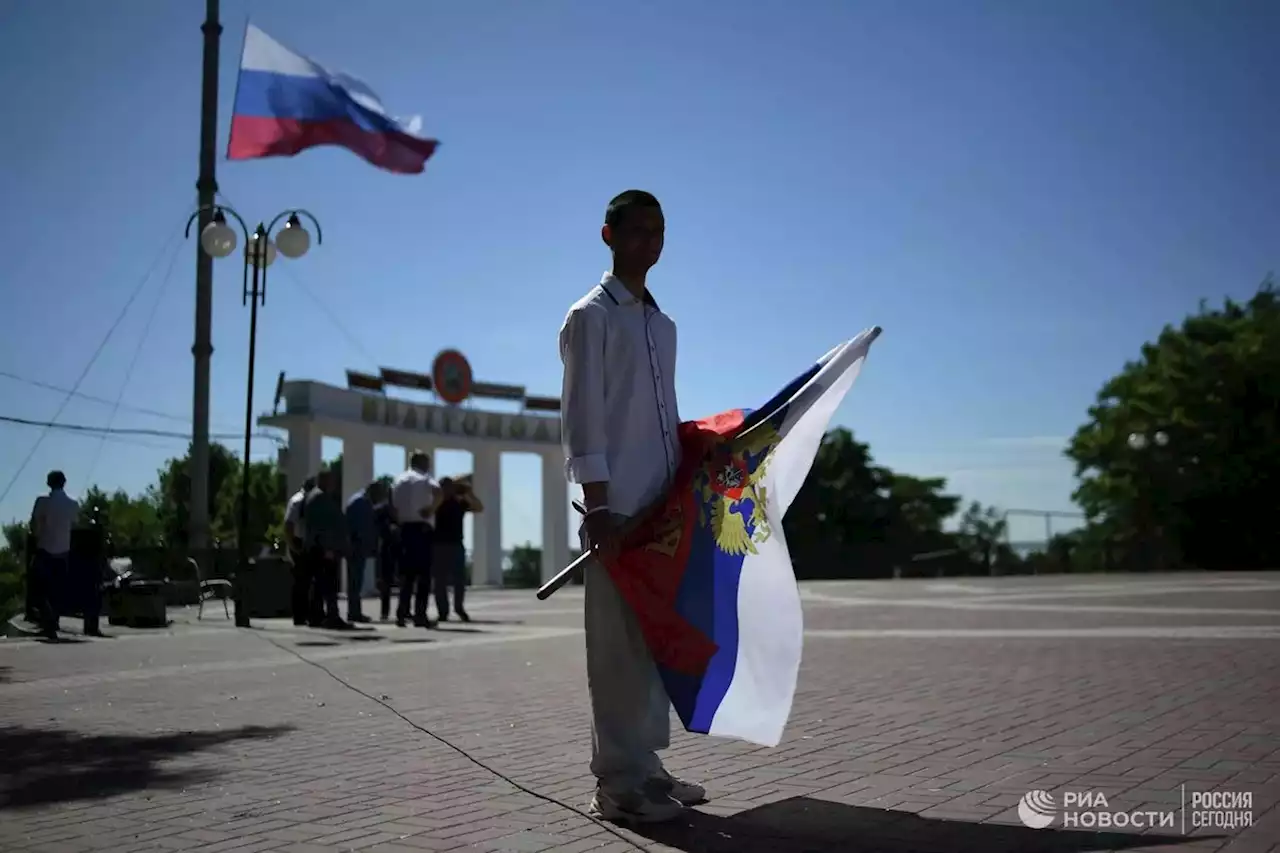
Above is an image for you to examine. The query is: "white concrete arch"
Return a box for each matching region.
[260,380,569,586]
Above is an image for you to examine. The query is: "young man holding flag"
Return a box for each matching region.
[559,190,706,824]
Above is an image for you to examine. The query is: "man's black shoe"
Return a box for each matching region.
[458,610,471,623]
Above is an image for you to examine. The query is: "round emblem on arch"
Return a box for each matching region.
[432,349,473,406]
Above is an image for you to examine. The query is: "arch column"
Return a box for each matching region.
[541,450,569,585]
[340,434,377,599]
[471,447,503,586]
[342,435,374,500]
[286,421,322,495]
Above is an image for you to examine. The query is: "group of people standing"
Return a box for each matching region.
[282,450,483,630]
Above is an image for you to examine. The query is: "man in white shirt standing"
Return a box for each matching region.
[29,470,80,639]
[390,450,442,628]
[285,476,316,626]
[559,190,706,824]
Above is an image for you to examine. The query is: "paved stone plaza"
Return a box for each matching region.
[1,572,1277,853]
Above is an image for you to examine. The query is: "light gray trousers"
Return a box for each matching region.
[582,518,671,795]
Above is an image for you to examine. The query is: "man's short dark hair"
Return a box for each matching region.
[439,477,455,489]
[47,470,66,489]
[605,190,662,229]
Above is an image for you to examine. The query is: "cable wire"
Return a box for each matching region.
[253,632,655,853]
[272,263,382,367]
[84,238,185,485]
[0,414,282,444]
[0,370,191,425]
[215,191,381,368]
[0,224,186,505]
[0,370,244,431]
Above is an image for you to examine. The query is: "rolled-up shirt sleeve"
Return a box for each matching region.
[559,305,610,484]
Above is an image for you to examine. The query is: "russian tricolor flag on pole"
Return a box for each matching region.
[227,25,439,174]
[609,326,881,746]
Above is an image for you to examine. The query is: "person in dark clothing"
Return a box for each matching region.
[29,470,80,640]
[374,499,400,621]
[433,476,484,622]
[303,470,349,629]
[69,515,106,637]
[24,530,37,623]
[343,481,385,623]
[286,476,317,626]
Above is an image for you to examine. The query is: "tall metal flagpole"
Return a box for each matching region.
[191,0,221,557]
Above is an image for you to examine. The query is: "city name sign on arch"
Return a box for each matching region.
[357,395,560,445]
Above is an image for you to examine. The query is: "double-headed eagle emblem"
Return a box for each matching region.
[693,421,782,556]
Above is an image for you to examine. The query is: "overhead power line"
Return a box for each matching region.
[216,190,381,368]
[0,369,188,423]
[0,413,283,445]
[0,369,243,430]
[0,220,187,505]
[84,237,185,484]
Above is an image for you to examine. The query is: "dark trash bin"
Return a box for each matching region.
[105,573,169,628]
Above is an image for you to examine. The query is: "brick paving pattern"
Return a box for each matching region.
[1,572,1278,853]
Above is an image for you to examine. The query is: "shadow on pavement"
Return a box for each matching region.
[634,797,1201,853]
[0,666,9,683]
[0,723,294,809]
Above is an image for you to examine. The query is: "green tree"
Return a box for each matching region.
[1066,280,1280,570]
[956,501,1010,575]
[76,486,164,550]
[148,442,240,548]
[783,428,965,577]
[504,544,541,588]
[882,472,962,544]
[103,488,163,549]
[0,521,28,622]
[211,459,288,548]
[144,444,285,551]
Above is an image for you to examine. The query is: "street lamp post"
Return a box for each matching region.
[185,204,323,627]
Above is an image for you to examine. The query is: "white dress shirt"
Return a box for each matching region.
[284,489,307,540]
[31,489,79,555]
[391,469,439,524]
[559,272,682,518]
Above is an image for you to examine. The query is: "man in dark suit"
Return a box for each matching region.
[433,476,484,622]
[343,480,385,623]
[303,470,349,629]
[374,496,399,622]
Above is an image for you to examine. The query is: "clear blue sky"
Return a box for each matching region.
[0,0,1276,550]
